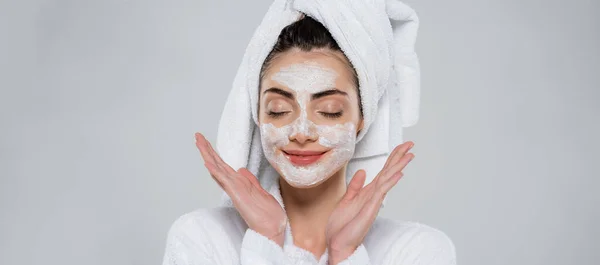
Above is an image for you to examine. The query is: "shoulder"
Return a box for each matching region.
[162,207,246,264]
[365,216,457,264]
[165,206,246,244]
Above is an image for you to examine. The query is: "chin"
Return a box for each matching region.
[268,158,346,189]
[280,174,333,189]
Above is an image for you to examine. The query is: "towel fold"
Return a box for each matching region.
[216,0,420,206]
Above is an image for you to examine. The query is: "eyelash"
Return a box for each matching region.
[266,111,343,119]
[267,111,289,118]
[319,111,343,119]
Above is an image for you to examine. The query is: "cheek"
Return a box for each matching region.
[260,120,357,148]
[317,122,356,148]
[260,123,291,147]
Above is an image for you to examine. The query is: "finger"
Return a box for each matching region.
[196,132,229,173]
[373,142,413,184]
[197,136,227,182]
[342,170,366,201]
[199,134,225,170]
[385,141,414,170]
[237,167,261,188]
[381,144,403,169]
[196,135,228,179]
[205,161,229,190]
[237,168,273,197]
[378,154,413,193]
[377,152,415,185]
[379,171,404,195]
[204,136,237,176]
[195,133,217,166]
[360,172,380,193]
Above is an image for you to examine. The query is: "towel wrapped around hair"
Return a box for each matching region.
[216,0,420,206]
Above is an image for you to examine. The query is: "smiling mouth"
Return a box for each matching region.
[282,150,328,166]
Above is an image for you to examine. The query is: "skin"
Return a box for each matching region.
[194,47,415,264]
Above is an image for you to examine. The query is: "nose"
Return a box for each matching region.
[289,120,318,144]
[289,130,318,144]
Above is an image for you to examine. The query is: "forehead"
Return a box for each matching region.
[262,49,356,93]
[271,63,337,93]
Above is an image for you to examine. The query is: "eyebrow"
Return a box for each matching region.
[263,87,293,99]
[263,87,348,100]
[311,89,348,100]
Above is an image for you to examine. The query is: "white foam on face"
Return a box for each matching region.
[260,62,357,187]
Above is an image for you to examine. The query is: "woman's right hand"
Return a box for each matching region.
[194,132,287,247]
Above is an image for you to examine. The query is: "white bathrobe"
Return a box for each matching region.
[161,179,457,265]
[162,0,456,263]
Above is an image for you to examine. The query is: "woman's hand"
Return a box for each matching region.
[195,132,287,247]
[325,141,415,264]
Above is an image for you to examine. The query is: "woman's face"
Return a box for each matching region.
[258,48,364,188]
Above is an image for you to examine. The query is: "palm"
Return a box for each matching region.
[326,170,368,246]
[230,168,286,240]
[195,133,287,245]
[326,142,415,263]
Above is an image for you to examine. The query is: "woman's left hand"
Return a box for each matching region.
[325,141,415,265]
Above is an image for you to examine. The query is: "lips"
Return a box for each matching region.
[282,149,327,166]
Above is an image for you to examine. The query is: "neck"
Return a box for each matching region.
[279,167,348,258]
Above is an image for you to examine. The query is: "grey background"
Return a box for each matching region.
[1,0,598,264]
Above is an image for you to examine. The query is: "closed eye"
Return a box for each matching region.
[319,111,343,118]
[267,111,290,118]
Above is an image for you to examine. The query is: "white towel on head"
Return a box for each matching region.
[215,0,420,207]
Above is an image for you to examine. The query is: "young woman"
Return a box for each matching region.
[162,15,456,265]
